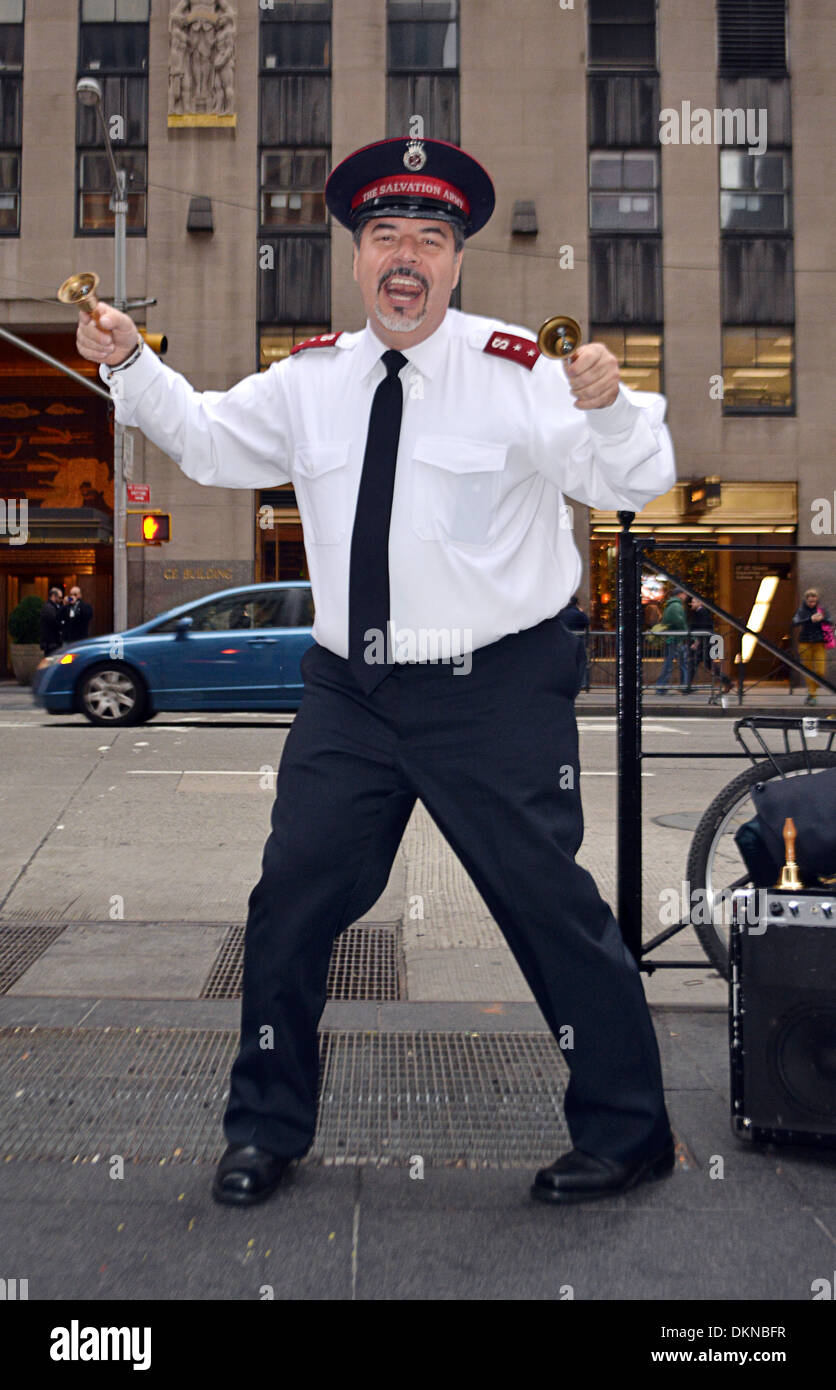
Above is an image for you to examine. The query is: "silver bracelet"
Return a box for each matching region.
[108,336,144,375]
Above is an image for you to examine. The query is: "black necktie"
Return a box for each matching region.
[348,349,408,693]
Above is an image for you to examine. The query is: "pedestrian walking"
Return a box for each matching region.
[792,587,833,705]
[76,135,677,1208]
[654,586,689,694]
[39,588,66,656]
[687,596,731,700]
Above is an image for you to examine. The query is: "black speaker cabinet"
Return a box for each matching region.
[730,888,836,1147]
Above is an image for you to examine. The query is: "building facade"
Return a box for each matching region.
[1,0,833,679]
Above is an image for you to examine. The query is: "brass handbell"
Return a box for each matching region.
[57,270,102,320]
[777,815,804,891]
[537,315,583,360]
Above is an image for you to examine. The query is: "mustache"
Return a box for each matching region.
[377,267,429,294]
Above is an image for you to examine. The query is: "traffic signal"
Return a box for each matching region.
[141,511,170,545]
[127,510,171,546]
[138,329,168,355]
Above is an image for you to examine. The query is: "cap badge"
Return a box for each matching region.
[403,140,427,172]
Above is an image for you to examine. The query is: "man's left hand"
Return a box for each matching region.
[564,342,620,410]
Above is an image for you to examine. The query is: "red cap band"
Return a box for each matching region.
[351,175,471,217]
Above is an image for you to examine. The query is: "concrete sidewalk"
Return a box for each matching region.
[1,686,834,1302]
[1,997,835,1301]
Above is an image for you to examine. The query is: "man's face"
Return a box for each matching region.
[352,216,463,347]
[70,588,81,602]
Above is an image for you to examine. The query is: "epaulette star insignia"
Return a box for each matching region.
[482,330,540,369]
[290,332,344,355]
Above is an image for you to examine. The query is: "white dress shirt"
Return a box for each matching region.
[100,307,676,659]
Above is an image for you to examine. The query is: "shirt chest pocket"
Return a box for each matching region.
[293,441,351,545]
[411,435,507,546]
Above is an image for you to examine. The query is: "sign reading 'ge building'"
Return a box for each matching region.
[163,566,233,582]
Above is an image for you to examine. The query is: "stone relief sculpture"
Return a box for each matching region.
[169,0,236,121]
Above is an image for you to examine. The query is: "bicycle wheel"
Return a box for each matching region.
[685,750,836,979]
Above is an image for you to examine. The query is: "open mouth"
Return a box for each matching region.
[380,274,427,309]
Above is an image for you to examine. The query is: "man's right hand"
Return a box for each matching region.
[76,302,140,368]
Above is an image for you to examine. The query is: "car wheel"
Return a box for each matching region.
[78,663,148,727]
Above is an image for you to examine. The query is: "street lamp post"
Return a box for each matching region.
[76,76,129,633]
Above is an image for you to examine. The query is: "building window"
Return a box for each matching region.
[76,0,148,234]
[0,0,23,236]
[588,0,656,70]
[722,327,793,412]
[722,236,794,323]
[258,325,329,370]
[259,3,331,334]
[717,0,788,77]
[78,148,146,232]
[387,1,459,144]
[257,510,310,583]
[259,1,331,70]
[0,0,23,66]
[388,0,458,70]
[80,0,148,17]
[258,235,330,325]
[591,325,663,393]
[720,150,791,231]
[587,72,660,147]
[589,237,662,323]
[589,150,659,230]
[260,148,328,228]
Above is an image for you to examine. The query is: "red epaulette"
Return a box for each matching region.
[482,330,540,370]
[289,332,344,355]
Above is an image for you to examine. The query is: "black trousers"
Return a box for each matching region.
[223,615,672,1164]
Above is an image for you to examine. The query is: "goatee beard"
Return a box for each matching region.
[373,301,429,333]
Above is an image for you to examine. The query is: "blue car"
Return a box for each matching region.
[32,582,315,726]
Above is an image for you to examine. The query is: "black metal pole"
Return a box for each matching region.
[616,510,643,964]
[737,643,745,705]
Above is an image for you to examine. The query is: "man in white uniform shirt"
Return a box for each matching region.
[76,136,677,1208]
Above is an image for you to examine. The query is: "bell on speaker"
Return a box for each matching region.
[537,315,583,359]
[777,816,804,891]
[57,270,101,320]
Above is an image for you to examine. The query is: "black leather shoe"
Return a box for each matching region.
[531,1137,675,1205]
[212,1143,290,1207]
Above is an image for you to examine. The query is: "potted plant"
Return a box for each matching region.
[8,594,45,685]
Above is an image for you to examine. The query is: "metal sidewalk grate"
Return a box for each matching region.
[311,1031,570,1167]
[201,923,402,1001]
[0,922,68,995]
[0,1026,569,1167]
[200,925,245,1000]
[327,924,402,1001]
